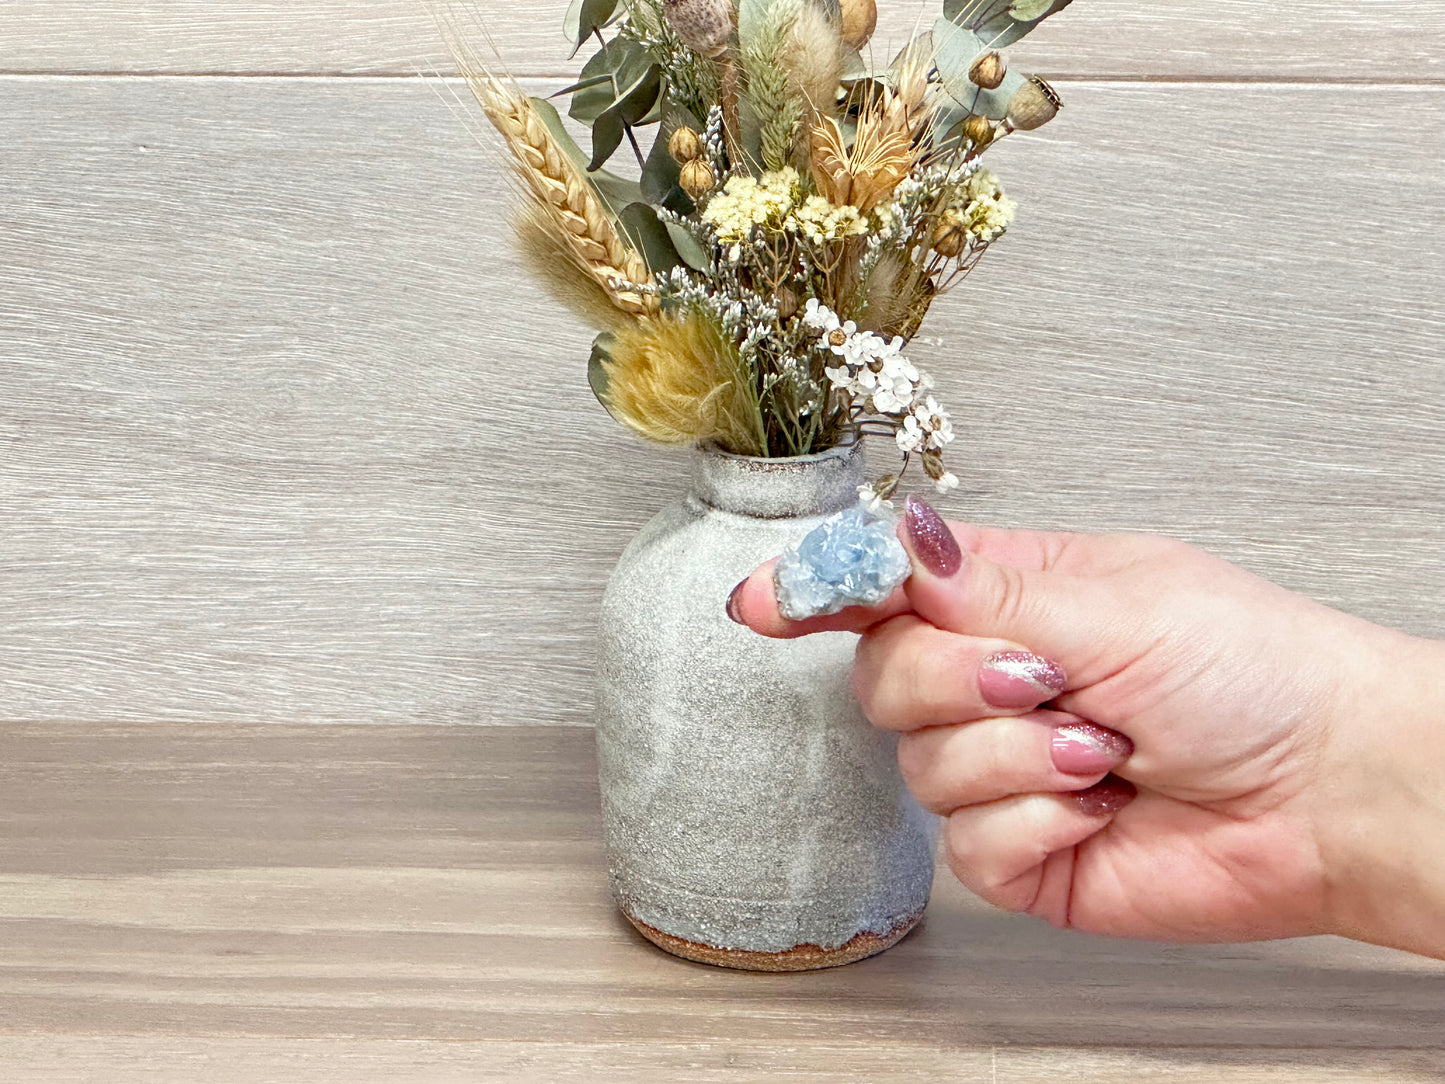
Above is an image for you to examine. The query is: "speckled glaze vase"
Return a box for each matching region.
[594,440,937,971]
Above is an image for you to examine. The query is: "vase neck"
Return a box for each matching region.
[689,441,864,520]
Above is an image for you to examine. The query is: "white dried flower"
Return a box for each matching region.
[857,484,894,514]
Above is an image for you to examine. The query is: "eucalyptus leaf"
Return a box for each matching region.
[565,0,623,57]
[932,17,1024,119]
[932,18,985,104]
[664,220,712,272]
[642,107,699,210]
[569,36,644,124]
[587,332,621,421]
[588,110,627,172]
[1009,0,1055,19]
[611,61,665,126]
[943,0,1076,50]
[590,170,645,217]
[618,202,685,276]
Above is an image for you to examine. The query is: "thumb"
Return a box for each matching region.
[899,497,1151,684]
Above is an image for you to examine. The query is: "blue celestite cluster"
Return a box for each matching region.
[773,505,913,620]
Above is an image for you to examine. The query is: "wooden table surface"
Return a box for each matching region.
[4,721,1443,1082]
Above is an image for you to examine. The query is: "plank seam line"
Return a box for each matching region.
[0,71,1443,87]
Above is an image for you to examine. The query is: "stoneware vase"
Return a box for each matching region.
[594,439,938,971]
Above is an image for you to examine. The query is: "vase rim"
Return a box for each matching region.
[689,437,865,519]
[696,435,860,468]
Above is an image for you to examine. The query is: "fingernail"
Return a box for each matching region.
[1070,775,1137,817]
[978,650,1066,709]
[904,496,962,577]
[726,579,747,624]
[1051,722,1133,776]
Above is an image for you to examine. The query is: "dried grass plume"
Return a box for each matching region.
[600,313,762,453]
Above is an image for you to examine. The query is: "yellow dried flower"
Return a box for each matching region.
[788,194,867,244]
[699,167,800,242]
[956,169,1017,244]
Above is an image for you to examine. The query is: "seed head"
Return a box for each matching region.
[1006,76,1062,131]
[963,114,995,149]
[680,158,718,198]
[663,0,733,58]
[668,126,703,164]
[969,51,1006,91]
[838,0,878,51]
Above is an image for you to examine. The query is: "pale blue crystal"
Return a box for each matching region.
[773,506,913,620]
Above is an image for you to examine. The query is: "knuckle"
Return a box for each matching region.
[990,565,1033,631]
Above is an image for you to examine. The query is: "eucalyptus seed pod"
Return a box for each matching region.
[931,214,967,258]
[680,158,718,199]
[663,0,733,58]
[838,0,878,51]
[963,113,996,149]
[1006,75,1063,131]
[968,51,1006,90]
[668,126,703,164]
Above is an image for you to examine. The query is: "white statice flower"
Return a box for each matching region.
[787,195,867,245]
[933,472,960,494]
[699,167,801,242]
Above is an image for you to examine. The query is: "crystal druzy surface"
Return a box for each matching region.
[774,506,913,620]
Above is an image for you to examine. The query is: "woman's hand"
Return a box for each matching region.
[728,498,1445,957]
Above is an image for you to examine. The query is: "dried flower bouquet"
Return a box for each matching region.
[465,0,1074,501]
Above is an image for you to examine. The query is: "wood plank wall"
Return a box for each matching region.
[2,3,1442,726]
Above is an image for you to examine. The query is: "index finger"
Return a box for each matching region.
[727,557,913,639]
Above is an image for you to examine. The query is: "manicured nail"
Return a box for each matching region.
[1070,775,1137,817]
[978,650,1066,709]
[904,496,962,577]
[1051,722,1133,776]
[726,579,747,624]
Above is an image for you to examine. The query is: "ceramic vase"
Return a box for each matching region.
[594,440,937,971]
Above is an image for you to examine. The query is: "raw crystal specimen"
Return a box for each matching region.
[774,506,913,620]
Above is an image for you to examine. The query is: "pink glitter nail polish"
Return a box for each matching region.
[978,650,1066,709]
[1051,721,1133,776]
[903,496,962,577]
[1070,775,1137,817]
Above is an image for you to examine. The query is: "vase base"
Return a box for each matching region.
[623,908,924,972]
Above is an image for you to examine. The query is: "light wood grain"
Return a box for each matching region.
[2,76,1441,725]
[1,722,1443,1082]
[2,1,1443,80]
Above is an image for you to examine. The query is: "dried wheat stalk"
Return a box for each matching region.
[475,79,658,317]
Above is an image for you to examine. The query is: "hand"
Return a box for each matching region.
[728,498,1445,957]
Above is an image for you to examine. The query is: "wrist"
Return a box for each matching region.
[1316,630,1445,957]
